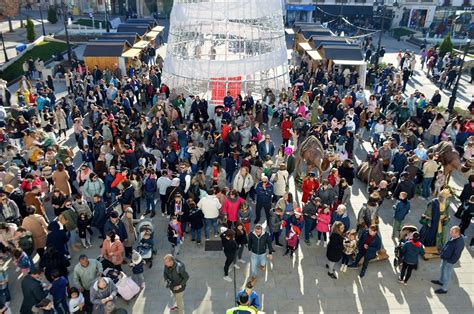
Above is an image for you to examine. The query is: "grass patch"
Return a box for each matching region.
[0,41,68,83]
[74,18,111,29]
[391,28,416,39]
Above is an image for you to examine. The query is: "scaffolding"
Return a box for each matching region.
[163,0,289,103]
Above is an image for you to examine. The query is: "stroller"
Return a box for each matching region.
[393,225,418,267]
[136,219,156,267]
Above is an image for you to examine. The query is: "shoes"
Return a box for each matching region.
[205,238,210,241]
[359,271,365,278]
[214,234,219,237]
[431,280,443,286]
[347,263,358,268]
[234,264,240,269]
[170,306,179,311]
[316,240,321,245]
[325,264,329,269]
[162,213,165,217]
[323,241,327,248]
[275,243,283,248]
[305,240,310,245]
[223,276,232,282]
[150,213,156,218]
[327,272,338,279]
[238,259,246,264]
[340,265,347,272]
[144,210,151,216]
[434,289,447,294]
[283,251,288,256]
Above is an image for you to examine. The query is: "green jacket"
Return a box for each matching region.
[226,305,257,314]
[163,260,189,294]
[62,208,78,231]
[73,259,103,290]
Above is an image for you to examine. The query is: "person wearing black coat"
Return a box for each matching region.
[45,221,69,258]
[39,246,70,282]
[103,211,128,242]
[393,173,416,200]
[118,180,136,217]
[221,229,239,282]
[235,222,248,263]
[326,222,345,279]
[91,196,107,238]
[459,175,474,205]
[20,268,49,314]
[187,202,204,244]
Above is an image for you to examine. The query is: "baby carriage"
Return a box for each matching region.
[393,225,418,267]
[103,268,140,302]
[136,219,156,266]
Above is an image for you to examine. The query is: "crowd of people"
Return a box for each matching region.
[0,36,472,314]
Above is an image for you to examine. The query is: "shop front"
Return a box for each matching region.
[286,4,316,25]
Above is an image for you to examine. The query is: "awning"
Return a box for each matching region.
[298,42,313,51]
[145,31,160,39]
[333,60,367,65]
[287,4,316,11]
[285,28,295,35]
[122,48,142,58]
[133,40,149,49]
[307,50,322,60]
[317,5,373,16]
[152,25,165,33]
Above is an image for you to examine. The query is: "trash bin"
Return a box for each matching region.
[16,43,27,54]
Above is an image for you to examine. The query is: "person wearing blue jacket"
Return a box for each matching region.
[253,176,273,225]
[431,226,465,294]
[392,192,410,238]
[236,280,261,310]
[399,232,424,285]
[348,225,382,278]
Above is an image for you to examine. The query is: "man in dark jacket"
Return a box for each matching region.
[164,254,189,314]
[393,172,415,200]
[103,211,128,242]
[431,226,465,294]
[248,224,273,279]
[20,268,48,314]
[348,225,382,278]
[254,176,273,224]
[258,135,275,160]
[303,197,320,243]
[391,146,408,176]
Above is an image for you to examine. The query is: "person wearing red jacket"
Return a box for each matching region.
[111,168,128,189]
[20,174,42,192]
[281,116,292,147]
[301,172,319,204]
[223,189,245,229]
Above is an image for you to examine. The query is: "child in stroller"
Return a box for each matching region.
[393,225,417,267]
[136,219,155,268]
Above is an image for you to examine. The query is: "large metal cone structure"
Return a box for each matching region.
[163,0,289,102]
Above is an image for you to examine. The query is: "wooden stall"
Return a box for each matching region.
[83,42,131,74]
[116,24,151,36]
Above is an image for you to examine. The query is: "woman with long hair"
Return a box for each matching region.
[326,221,345,279]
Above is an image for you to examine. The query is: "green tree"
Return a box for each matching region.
[439,34,454,57]
[26,18,36,42]
[47,6,58,24]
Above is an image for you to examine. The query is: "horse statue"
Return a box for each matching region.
[356,152,398,187]
[427,141,461,184]
[295,135,334,179]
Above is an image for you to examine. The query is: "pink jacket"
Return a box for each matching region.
[316,210,331,233]
[223,197,244,222]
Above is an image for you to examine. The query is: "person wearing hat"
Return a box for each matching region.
[129,250,145,289]
[253,175,274,225]
[419,188,451,251]
[103,211,128,245]
[90,277,118,314]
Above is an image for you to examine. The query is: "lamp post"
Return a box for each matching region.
[0,32,9,62]
[447,39,471,113]
[373,0,386,70]
[104,0,110,32]
[39,4,46,36]
[62,2,72,61]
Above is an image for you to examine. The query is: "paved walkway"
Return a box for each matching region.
[2,28,473,314]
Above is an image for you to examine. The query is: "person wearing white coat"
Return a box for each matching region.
[232,167,254,199]
[271,164,289,202]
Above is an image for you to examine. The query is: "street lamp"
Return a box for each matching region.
[447,39,471,113]
[62,2,72,61]
[373,0,386,70]
[0,32,9,62]
[104,0,110,32]
[38,4,46,36]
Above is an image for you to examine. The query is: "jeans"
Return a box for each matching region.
[250,252,267,277]
[439,259,455,292]
[54,297,69,314]
[304,217,316,241]
[353,250,370,275]
[145,193,156,213]
[204,218,218,239]
[191,228,202,243]
[422,177,433,198]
